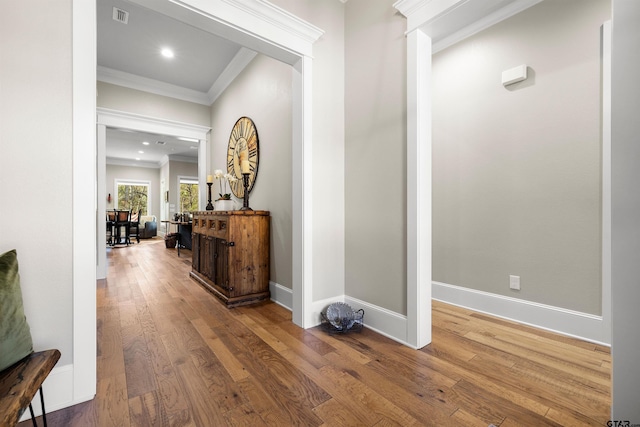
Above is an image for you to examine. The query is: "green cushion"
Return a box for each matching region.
[0,249,33,371]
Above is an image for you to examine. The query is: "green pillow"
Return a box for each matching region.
[0,249,33,371]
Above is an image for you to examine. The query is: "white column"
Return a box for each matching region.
[292,55,314,327]
[97,124,107,279]
[406,28,432,349]
[611,0,640,420]
[73,0,97,402]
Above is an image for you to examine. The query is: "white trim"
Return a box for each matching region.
[268,285,413,348]
[73,0,97,405]
[97,108,210,280]
[177,175,199,213]
[97,123,107,279]
[19,364,75,422]
[394,0,541,48]
[601,19,612,348]
[345,296,412,347]
[129,0,323,64]
[433,282,610,346]
[105,158,163,169]
[268,279,610,348]
[97,66,211,106]
[173,0,324,53]
[431,0,543,53]
[97,108,211,140]
[405,29,432,349]
[114,179,152,215]
[269,281,293,311]
[98,46,258,106]
[208,47,258,104]
[291,56,314,328]
[106,154,197,168]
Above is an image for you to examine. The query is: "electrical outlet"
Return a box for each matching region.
[509,275,520,290]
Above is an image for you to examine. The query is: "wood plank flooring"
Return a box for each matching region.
[23,238,611,426]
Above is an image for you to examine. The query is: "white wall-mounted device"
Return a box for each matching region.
[502,65,528,86]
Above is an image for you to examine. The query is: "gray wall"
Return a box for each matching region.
[432,0,610,315]
[0,0,74,366]
[344,0,408,314]
[106,164,162,218]
[611,0,640,420]
[269,0,346,302]
[210,54,293,290]
[97,81,210,127]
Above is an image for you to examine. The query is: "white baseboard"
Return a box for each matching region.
[19,363,93,422]
[344,296,411,347]
[269,281,293,311]
[270,281,610,347]
[433,281,611,346]
[268,284,412,346]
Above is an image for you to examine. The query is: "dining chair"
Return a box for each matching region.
[114,210,131,245]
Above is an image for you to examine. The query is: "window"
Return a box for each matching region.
[180,177,198,213]
[116,181,149,215]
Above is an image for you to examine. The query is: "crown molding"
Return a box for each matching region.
[97,108,211,139]
[97,66,211,106]
[106,157,161,169]
[139,0,324,59]
[212,0,324,45]
[99,47,257,107]
[106,153,197,169]
[394,0,542,52]
[168,154,198,164]
[208,47,258,104]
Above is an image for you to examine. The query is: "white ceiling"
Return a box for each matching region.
[98,0,248,166]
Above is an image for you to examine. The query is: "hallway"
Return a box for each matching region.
[26,238,610,426]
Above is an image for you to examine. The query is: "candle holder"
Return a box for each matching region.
[206,182,214,210]
[240,173,252,211]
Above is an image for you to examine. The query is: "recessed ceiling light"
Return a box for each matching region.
[142,141,150,145]
[135,158,141,161]
[161,48,174,58]
[138,150,144,154]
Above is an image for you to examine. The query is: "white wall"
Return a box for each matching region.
[611,0,640,421]
[432,0,609,315]
[0,0,74,366]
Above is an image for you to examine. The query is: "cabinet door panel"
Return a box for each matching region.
[191,233,200,272]
[203,236,215,281]
[216,239,229,292]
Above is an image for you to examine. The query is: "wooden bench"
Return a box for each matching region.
[0,349,60,426]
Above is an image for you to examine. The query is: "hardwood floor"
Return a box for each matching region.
[24,239,610,426]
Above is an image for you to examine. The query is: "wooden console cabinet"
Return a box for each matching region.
[190,210,270,307]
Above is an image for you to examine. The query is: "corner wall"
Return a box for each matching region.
[344,0,408,315]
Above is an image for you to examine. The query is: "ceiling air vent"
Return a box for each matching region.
[112,7,129,24]
[156,141,166,145]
